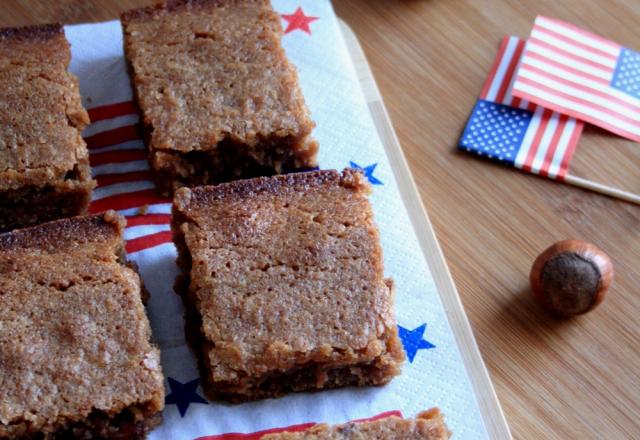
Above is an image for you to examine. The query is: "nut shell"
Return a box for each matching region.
[530,240,613,316]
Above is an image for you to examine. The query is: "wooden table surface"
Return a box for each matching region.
[2,0,639,438]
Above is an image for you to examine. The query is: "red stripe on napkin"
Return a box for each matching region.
[126,230,173,253]
[85,124,143,150]
[88,101,137,122]
[89,189,169,213]
[126,214,171,227]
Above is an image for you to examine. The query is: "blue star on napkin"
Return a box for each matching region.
[165,377,208,417]
[349,161,383,185]
[398,324,435,363]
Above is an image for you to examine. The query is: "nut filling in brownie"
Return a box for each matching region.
[0,23,95,232]
[262,408,451,439]
[0,213,164,439]
[122,0,318,195]
[172,169,405,401]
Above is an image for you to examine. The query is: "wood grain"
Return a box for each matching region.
[1,1,639,439]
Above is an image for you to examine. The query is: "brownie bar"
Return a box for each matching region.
[122,0,318,195]
[0,23,95,232]
[172,169,404,401]
[262,408,451,439]
[0,212,164,439]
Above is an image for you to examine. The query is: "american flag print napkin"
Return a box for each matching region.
[460,36,584,180]
[84,102,172,253]
[513,16,640,142]
[65,0,490,438]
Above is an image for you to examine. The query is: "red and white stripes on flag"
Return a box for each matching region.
[84,102,172,254]
[513,16,640,142]
[481,36,584,179]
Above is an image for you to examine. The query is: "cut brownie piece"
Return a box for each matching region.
[0,212,164,439]
[122,0,318,195]
[172,169,404,401]
[262,409,451,439]
[0,23,94,232]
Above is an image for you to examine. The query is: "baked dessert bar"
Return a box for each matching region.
[122,0,318,195]
[262,408,451,439]
[0,23,94,232]
[172,169,404,401]
[0,212,164,439]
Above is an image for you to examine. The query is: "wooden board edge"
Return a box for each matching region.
[337,19,513,440]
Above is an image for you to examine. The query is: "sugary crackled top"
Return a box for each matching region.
[0,24,90,191]
[173,169,399,379]
[122,0,315,153]
[262,409,451,439]
[0,213,164,436]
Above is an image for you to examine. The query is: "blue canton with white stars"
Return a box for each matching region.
[165,377,208,417]
[349,161,383,185]
[459,100,533,164]
[611,48,640,99]
[398,324,435,363]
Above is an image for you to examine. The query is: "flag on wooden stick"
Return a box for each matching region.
[459,36,584,180]
[460,35,640,204]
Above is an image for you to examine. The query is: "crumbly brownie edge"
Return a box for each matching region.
[61,404,163,440]
[148,135,319,196]
[262,408,450,440]
[0,23,63,41]
[415,408,452,439]
[0,156,95,232]
[202,350,404,402]
[0,211,124,252]
[0,185,91,232]
[5,401,163,440]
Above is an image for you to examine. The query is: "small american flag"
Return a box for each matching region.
[460,36,584,180]
[84,101,172,254]
[513,16,640,142]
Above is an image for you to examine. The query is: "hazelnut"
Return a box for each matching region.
[530,240,613,316]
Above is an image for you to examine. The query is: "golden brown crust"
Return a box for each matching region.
[262,408,451,439]
[0,23,63,41]
[0,213,164,438]
[172,169,404,400]
[0,211,122,252]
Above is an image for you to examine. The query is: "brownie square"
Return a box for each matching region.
[121,0,318,196]
[262,408,450,439]
[0,212,164,439]
[172,169,404,401]
[0,24,95,232]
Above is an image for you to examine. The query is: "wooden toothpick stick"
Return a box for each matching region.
[564,174,640,205]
